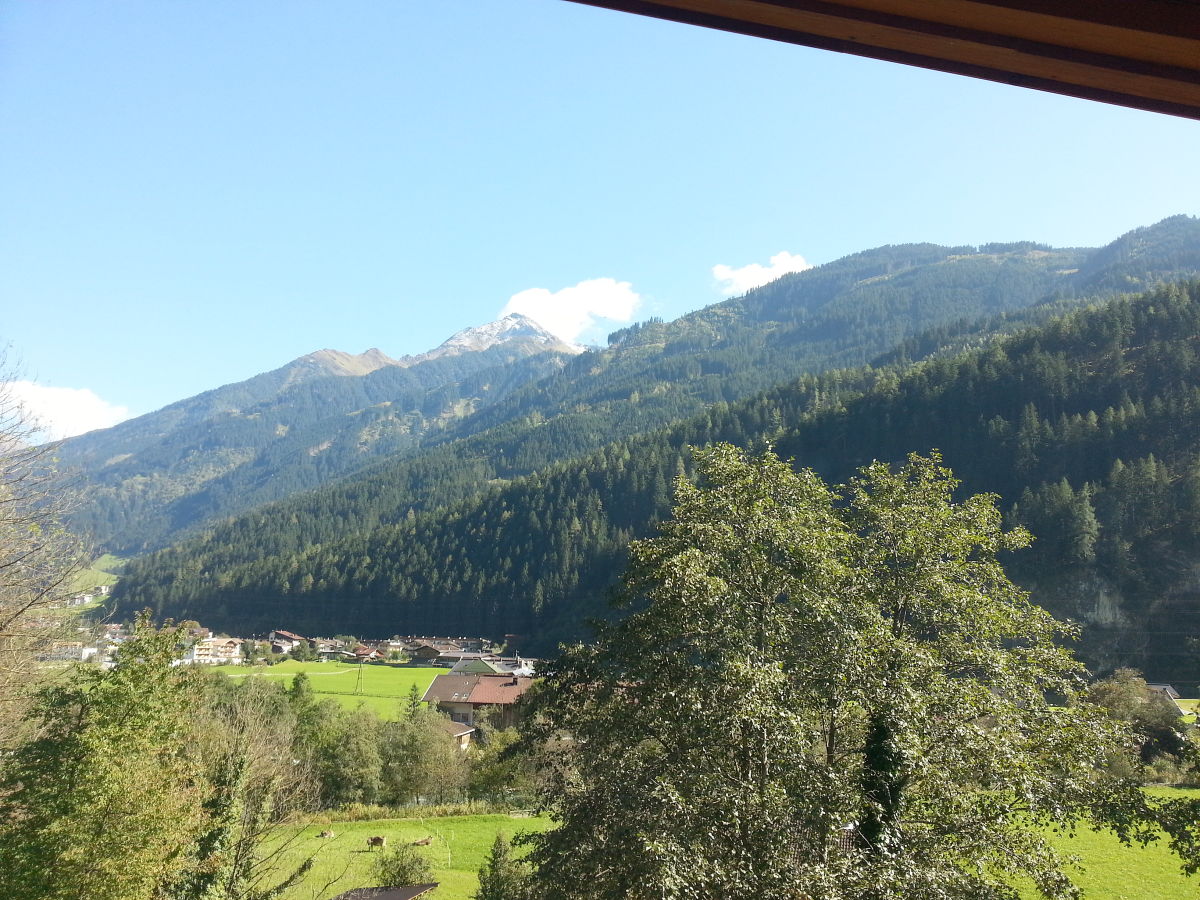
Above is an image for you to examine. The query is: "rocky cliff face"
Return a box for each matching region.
[1025,539,1200,691]
[296,348,401,379]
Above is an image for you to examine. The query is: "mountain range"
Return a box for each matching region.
[58,314,578,552]
[65,216,1200,555]
[62,214,1200,686]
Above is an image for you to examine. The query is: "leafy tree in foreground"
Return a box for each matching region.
[1087,668,1191,767]
[0,370,84,746]
[380,700,470,805]
[523,444,1200,900]
[166,673,319,900]
[0,616,207,900]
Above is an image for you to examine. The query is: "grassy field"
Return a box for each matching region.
[1170,698,1197,727]
[70,553,125,592]
[267,814,552,900]
[261,804,1200,900]
[1037,822,1198,899]
[221,660,442,719]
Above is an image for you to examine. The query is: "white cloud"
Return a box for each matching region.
[712,250,813,295]
[5,381,131,440]
[501,277,642,344]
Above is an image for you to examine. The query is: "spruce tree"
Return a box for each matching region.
[474,833,529,900]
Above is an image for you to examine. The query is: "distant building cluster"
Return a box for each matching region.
[49,583,110,610]
[264,629,535,673]
[40,621,127,666]
[39,619,542,740]
[37,615,546,752]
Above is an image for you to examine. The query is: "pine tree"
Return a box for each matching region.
[474,833,529,900]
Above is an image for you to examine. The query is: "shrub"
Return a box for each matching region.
[372,843,434,887]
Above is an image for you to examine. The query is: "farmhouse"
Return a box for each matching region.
[421,672,535,728]
[268,629,307,652]
[394,635,490,653]
[446,654,537,675]
[406,640,461,661]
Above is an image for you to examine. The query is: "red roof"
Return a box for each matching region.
[422,673,534,707]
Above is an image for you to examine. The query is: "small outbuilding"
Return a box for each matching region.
[1146,683,1186,713]
[440,718,477,750]
[331,886,438,900]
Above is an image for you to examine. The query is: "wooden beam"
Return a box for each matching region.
[566,0,1200,120]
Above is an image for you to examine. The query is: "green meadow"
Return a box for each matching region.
[70,553,125,592]
[227,666,1200,898]
[268,814,553,900]
[222,660,442,719]
[1036,822,1198,899]
[262,803,1200,900]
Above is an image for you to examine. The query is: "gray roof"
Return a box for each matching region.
[440,719,477,738]
[331,885,439,900]
[1147,683,1183,700]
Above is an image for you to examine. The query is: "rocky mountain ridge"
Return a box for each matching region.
[57,313,578,553]
[412,313,580,361]
[295,314,575,379]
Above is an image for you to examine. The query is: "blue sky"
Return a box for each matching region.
[3,0,1199,437]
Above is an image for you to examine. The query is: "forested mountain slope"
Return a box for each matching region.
[77,216,1200,557]
[443,215,1200,446]
[58,315,577,553]
[118,280,1200,690]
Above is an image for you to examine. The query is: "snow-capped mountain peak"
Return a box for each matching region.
[400,313,581,364]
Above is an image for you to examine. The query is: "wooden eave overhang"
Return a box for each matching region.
[564,0,1200,120]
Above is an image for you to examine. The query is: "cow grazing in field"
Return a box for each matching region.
[411,836,432,846]
[366,836,387,851]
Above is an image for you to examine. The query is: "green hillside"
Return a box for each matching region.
[75,217,1200,558]
[58,327,575,554]
[118,279,1200,688]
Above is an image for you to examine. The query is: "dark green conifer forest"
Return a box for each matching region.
[117,278,1200,688]
[68,216,1200,556]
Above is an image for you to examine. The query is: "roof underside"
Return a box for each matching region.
[565,0,1200,120]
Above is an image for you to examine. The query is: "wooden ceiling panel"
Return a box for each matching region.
[566,0,1200,120]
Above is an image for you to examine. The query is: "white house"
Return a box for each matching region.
[182,637,244,665]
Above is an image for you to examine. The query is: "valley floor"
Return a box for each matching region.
[262,795,1200,900]
[265,813,553,900]
[220,660,443,719]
